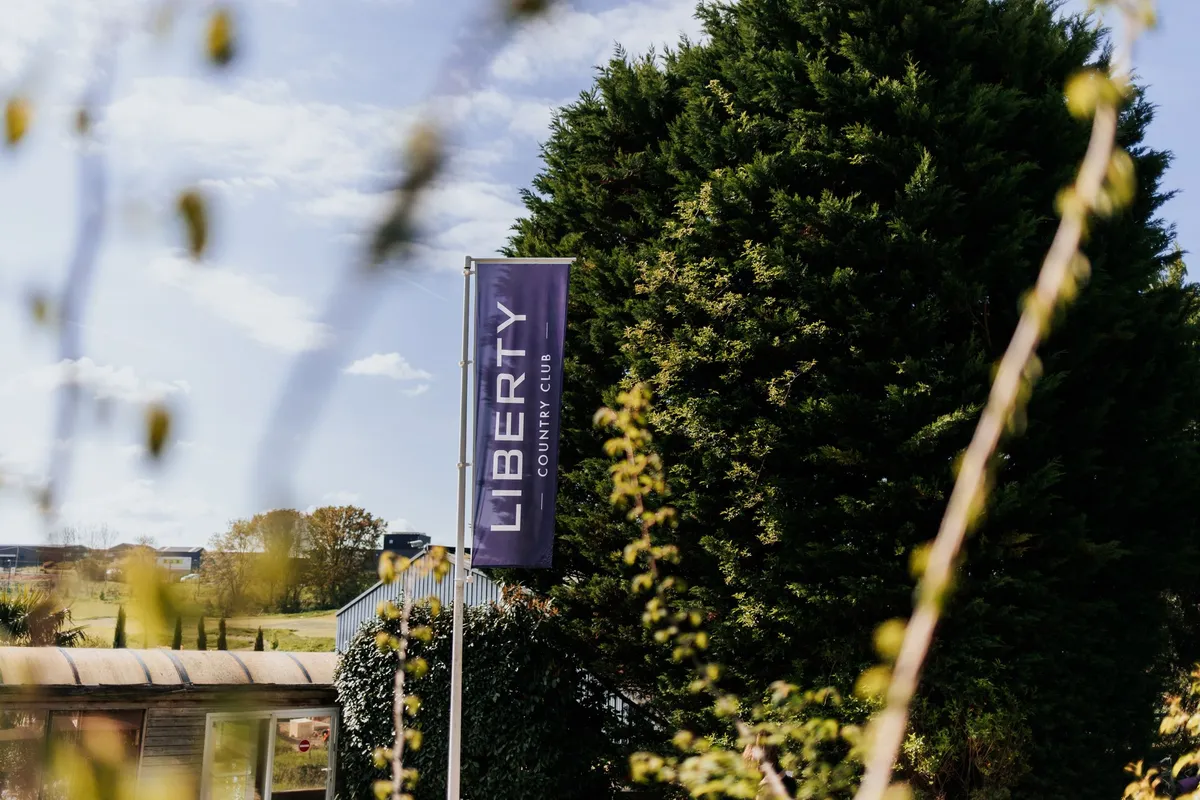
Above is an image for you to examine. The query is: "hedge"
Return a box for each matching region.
[334,592,665,799]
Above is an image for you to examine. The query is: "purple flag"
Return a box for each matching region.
[471,259,571,568]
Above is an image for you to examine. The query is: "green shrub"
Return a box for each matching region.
[0,587,87,647]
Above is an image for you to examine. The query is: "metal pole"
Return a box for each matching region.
[447,256,473,800]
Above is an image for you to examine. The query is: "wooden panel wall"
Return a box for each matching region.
[139,706,208,792]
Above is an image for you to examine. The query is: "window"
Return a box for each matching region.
[42,711,145,800]
[207,718,270,800]
[270,715,333,799]
[201,710,337,800]
[0,711,45,800]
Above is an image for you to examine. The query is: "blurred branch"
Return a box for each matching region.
[42,30,122,527]
[252,0,553,508]
[852,4,1151,799]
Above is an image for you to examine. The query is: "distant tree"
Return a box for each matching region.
[113,606,127,649]
[171,617,183,650]
[52,526,79,548]
[196,616,207,650]
[254,627,264,651]
[305,506,387,608]
[203,521,260,614]
[217,617,228,650]
[253,509,309,612]
[85,524,116,553]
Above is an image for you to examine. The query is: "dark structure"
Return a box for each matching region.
[0,545,88,569]
[378,532,431,560]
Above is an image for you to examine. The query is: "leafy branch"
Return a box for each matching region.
[372,545,450,800]
[597,386,859,800]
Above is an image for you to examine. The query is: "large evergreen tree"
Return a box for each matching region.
[502,0,1200,796]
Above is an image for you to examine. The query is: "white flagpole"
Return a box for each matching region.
[446,255,473,800]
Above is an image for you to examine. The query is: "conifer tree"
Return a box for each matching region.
[171,617,183,650]
[112,606,126,649]
[217,617,228,651]
[196,616,207,650]
[254,627,264,652]
[505,1,1200,796]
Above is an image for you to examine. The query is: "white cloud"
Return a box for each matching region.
[321,490,361,505]
[344,353,431,381]
[103,76,411,196]
[0,357,190,404]
[402,384,429,397]
[302,178,526,267]
[59,478,213,531]
[445,90,566,139]
[388,518,416,533]
[149,253,330,353]
[490,0,705,83]
[0,0,150,92]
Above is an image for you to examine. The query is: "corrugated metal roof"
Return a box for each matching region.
[335,550,505,652]
[0,648,336,687]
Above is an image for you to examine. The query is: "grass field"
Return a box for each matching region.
[12,573,338,651]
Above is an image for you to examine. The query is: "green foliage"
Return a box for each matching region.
[0,587,87,647]
[217,617,228,650]
[600,385,861,800]
[335,594,665,800]
[113,606,127,649]
[171,617,183,650]
[196,615,207,650]
[505,0,1200,796]
[254,626,264,651]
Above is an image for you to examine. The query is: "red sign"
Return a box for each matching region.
[298,740,310,753]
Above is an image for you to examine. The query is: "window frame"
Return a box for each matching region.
[0,706,148,800]
[199,708,339,800]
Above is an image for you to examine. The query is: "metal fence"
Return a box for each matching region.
[334,553,506,652]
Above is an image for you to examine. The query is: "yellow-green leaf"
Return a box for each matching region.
[5,96,31,146]
[177,189,209,258]
[145,404,172,459]
[206,7,236,66]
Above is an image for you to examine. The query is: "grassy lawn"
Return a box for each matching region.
[46,576,336,651]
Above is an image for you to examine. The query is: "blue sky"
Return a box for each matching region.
[0,0,1194,548]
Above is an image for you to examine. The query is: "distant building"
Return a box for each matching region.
[155,546,205,573]
[380,532,431,558]
[0,544,87,568]
[109,543,154,558]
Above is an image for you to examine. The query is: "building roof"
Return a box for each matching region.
[0,648,335,688]
[157,546,205,554]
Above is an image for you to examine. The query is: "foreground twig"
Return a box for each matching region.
[252,0,551,509]
[43,32,121,524]
[853,4,1150,799]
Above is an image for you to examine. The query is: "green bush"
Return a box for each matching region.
[334,593,665,800]
[0,587,87,647]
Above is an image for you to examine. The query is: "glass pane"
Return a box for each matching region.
[0,710,44,800]
[210,719,269,800]
[270,715,331,799]
[43,711,145,800]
